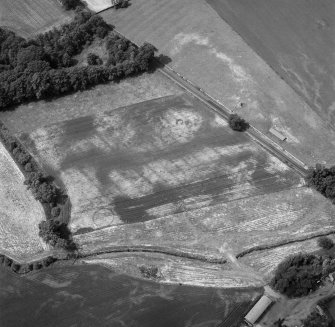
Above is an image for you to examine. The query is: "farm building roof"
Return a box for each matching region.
[244,295,273,324]
[269,127,287,141]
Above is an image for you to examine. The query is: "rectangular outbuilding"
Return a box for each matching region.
[244,295,273,325]
[269,127,287,141]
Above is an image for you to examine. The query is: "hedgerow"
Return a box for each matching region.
[0,122,73,249]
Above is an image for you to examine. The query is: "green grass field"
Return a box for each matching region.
[99,0,335,166]
[0,0,72,38]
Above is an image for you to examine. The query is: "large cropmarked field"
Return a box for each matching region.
[20,93,302,233]
[0,142,46,261]
[16,92,334,263]
[207,0,335,127]
[0,0,72,38]
[100,0,335,165]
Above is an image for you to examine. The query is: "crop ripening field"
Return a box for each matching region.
[0,0,72,38]
[0,143,46,261]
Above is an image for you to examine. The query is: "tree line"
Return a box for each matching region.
[0,254,56,274]
[271,253,335,298]
[0,122,73,249]
[306,164,335,203]
[0,10,156,110]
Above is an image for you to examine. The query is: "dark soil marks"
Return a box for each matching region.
[0,264,262,327]
[22,94,302,227]
[207,0,335,126]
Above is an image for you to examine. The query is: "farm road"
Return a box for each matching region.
[157,65,309,178]
[108,25,309,176]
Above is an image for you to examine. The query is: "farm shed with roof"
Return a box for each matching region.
[244,295,273,325]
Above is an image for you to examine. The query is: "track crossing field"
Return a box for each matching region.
[99,0,335,165]
[207,0,335,127]
[0,0,72,38]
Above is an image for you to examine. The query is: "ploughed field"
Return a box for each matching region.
[19,94,302,235]
[0,142,46,261]
[99,0,335,165]
[0,0,72,38]
[207,0,335,127]
[0,264,262,327]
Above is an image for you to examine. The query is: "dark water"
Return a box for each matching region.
[0,264,260,327]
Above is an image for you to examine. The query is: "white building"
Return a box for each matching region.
[244,295,273,326]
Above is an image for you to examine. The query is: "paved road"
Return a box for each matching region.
[158,65,309,178]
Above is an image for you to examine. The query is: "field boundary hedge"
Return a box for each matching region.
[0,253,58,274]
[0,121,74,250]
[236,230,335,259]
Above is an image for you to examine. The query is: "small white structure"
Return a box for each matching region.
[85,0,120,12]
[269,127,287,141]
[244,295,273,326]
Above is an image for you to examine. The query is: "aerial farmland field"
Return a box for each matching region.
[0,0,72,38]
[0,72,182,134]
[19,93,303,234]
[0,264,262,327]
[100,0,335,165]
[207,0,335,127]
[15,92,335,270]
[0,142,46,262]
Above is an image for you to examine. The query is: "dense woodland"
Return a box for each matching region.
[306,164,335,203]
[0,10,156,110]
[271,253,335,297]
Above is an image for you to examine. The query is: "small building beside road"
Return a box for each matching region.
[269,127,287,142]
[244,295,273,326]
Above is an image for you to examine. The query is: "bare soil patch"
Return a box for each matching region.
[0,0,73,38]
[0,142,46,261]
[100,0,335,165]
[83,252,264,288]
